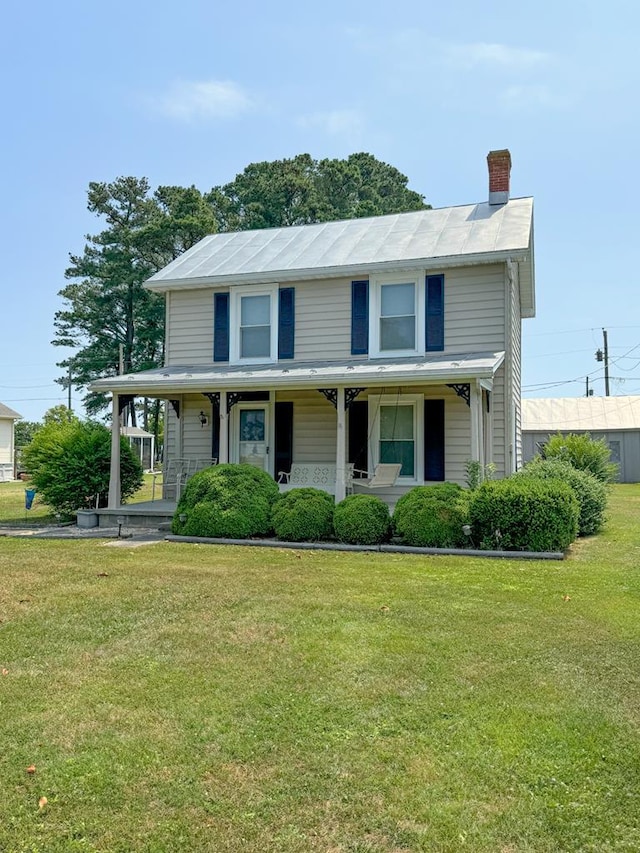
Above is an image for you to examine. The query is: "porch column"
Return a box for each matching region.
[108,393,121,509]
[219,391,229,463]
[469,381,483,465]
[335,387,346,502]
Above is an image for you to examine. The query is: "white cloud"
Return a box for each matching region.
[499,84,567,110]
[152,79,254,121]
[297,109,366,140]
[443,41,550,71]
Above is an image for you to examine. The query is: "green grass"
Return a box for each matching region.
[0,486,639,851]
[0,475,156,525]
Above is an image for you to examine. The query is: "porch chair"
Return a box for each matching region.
[353,463,402,490]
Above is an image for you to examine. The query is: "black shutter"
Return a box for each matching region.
[278,287,295,359]
[213,292,230,362]
[351,280,369,355]
[274,402,294,477]
[348,400,368,475]
[424,399,445,481]
[425,274,444,352]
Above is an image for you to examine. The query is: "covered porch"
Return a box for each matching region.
[92,351,505,514]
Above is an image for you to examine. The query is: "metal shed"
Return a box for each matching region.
[522,396,640,483]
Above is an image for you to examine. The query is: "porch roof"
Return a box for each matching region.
[90,351,505,397]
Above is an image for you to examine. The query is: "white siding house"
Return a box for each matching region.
[92,150,536,509]
[0,402,22,482]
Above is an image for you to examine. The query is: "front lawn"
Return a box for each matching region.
[0,486,638,851]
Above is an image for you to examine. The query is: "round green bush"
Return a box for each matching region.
[271,488,335,542]
[172,463,279,538]
[517,457,608,536]
[334,494,391,545]
[468,477,579,552]
[541,432,618,483]
[22,419,143,519]
[392,483,470,548]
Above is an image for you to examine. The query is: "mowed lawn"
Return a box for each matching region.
[0,488,639,852]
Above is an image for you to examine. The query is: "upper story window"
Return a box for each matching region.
[230,285,279,364]
[380,282,416,351]
[240,294,271,359]
[214,285,295,364]
[369,272,424,358]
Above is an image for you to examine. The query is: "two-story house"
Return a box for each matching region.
[93,150,535,513]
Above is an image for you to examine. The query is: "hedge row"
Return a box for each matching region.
[172,460,607,552]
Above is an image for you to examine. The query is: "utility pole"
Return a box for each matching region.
[585,376,592,397]
[603,328,610,396]
[595,329,611,397]
[67,364,72,413]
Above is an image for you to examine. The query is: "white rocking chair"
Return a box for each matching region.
[353,463,402,489]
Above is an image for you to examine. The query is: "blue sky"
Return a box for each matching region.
[2,0,639,421]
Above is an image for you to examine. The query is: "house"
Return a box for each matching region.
[0,402,22,482]
[522,396,640,483]
[92,149,535,512]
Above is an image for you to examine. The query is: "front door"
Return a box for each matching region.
[236,406,269,472]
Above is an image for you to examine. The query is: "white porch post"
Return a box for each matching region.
[469,381,482,465]
[219,391,229,463]
[108,393,121,509]
[335,387,346,502]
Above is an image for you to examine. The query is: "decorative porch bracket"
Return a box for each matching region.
[168,399,181,418]
[202,392,220,407]
[446,383,471,406]
[225,391,270,413]
[118,395,134,416]
[318,388,366,410]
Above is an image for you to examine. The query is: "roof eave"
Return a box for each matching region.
[144,249,531,293]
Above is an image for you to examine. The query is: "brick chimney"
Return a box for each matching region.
[487,149,511,205]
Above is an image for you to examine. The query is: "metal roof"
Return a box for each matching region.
[0,402,22,420]
[146,198,534,314]
[91,351,505,397]
[522,396,640,432]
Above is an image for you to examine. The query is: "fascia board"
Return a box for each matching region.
[144,250,531,293]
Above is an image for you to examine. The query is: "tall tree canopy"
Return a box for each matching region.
[54,153,428,417]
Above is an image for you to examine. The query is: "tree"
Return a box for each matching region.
[56,153,428,420]
[14,420,42,448]
[206,152,428,230]
[22,420,143,519]
[53,179,217,420]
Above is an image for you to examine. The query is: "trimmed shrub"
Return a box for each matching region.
[469,478,579,552]
[392,483,470,548]
[541,432,618,483]
[517,457,608,536]
[271,488,335,542]
[22,420,143,519]
[334,494,391,545]
[172,463,279,538]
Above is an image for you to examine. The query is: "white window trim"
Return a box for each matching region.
[230,284,279,365]
[369,271,425,359]
[368,394,424,484]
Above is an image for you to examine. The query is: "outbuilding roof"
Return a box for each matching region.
[522,396,640,432]
[146,198,535,316]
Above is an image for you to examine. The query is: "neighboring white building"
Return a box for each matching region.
[0,402,22,482]
[522,396,640,483]
[92,150,536,507]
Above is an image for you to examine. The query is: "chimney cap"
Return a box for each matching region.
[487,149,511,205]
